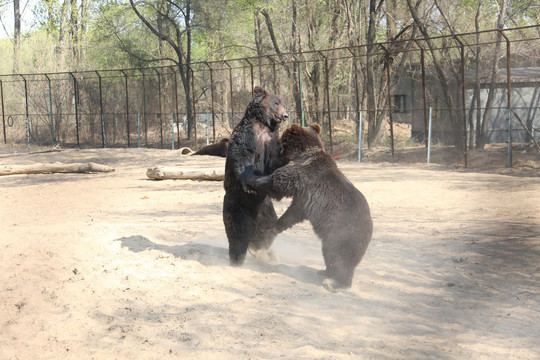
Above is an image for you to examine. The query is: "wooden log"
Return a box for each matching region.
[0,162,115,176]
[178,147,195,155]
[146,166,224,181]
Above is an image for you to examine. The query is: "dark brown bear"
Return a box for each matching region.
[193,138,229,157]
[246,123,373,290]
[223,86,289,265]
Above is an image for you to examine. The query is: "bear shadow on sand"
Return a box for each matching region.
[113,235,325,287]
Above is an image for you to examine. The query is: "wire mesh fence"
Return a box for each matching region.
[1,25,539,166]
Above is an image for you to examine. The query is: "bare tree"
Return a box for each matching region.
[406,0,465,150]
[477,0,508,149]
[129,0,194,138]
[260,2,303,123]
[365,0,384,148]
[302,0,340,127]
[58,0,70,70]
[79,0,89,63]
[473,0,483,147]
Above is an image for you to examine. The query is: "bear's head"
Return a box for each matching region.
[246,86,289,132]
[280,123,324,160]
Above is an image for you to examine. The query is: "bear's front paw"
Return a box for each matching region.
[245,174,258,188]
[240,167,257,194]
[242,180,257,195]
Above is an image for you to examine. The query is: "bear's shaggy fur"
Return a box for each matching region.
[247,123,373,289]
[193,138,229,157]
[223,86,289,265]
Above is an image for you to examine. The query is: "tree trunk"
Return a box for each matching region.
[129,0,194,139]
[407,0,463,150]
[305,3,322,124]
[474,0,483,147]
[13,0,21,73]
[260,6,302,122]
[58,0,70,71]
[366,0,382,148]
[70,0,79,62]
[80,0,89,65]
[254,10,264,80]
[184,1,193,139]
[386,0,396,41]
[477,0,508,149]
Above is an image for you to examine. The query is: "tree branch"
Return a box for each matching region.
[129,0,182,57]
[260,9,282,56]
[433,0,456,36]
[375,0,385,14]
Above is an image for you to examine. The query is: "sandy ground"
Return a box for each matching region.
[0,147,539,359]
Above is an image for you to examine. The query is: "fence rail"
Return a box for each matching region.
[1,25,539,167]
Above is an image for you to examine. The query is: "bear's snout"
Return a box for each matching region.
[276,112,288,123]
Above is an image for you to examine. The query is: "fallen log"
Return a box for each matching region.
[178,147,195,155]
[0,162,115,176]
[146,166,224,181]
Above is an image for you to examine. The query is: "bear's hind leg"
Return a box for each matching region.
[250,196,278,251]
[228,234,249,265]
[321,266,354,292]
[223,203,254,266]
[248,196,279,263]
[321,240,356,290]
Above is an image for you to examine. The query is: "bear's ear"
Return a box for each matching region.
[289,124,302,132]
[253,86,266,98]
[310,123,322,134]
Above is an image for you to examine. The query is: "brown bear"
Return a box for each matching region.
[193,138,229,157]
[223,86,289,265]
[246,123,373,290]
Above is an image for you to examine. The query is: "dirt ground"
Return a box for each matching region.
[0,146,539,359]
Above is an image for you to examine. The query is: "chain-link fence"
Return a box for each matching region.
[1,25,539,166]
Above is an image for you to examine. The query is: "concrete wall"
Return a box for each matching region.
[392,72,540,144]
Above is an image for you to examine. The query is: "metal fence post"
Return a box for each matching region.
[380,45,395,164]
[318,51,333,154]
[138,69,147,147]
[1,79,6,144]
[206,112,210,145]
[169,66,180,146]
[347,48,362,148]
[96,71,106,148]
[224,60,235,128]
[507,107,512,167]
[26,116,30,152]
[414,40,429,147]
[137,112,141,148]
[428,107,433,163]
[154,68,163,149]
[189,65,197,147]
[20,75,30,151]
[453,35,467,167]
[121,70,130,147]
[298,61,305,127]
[44,74,54,145]
[69,72,80,148]
[358,111,363,163]
[171,112,175,150]
[499,29,512,168]
[204,62,216,143]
